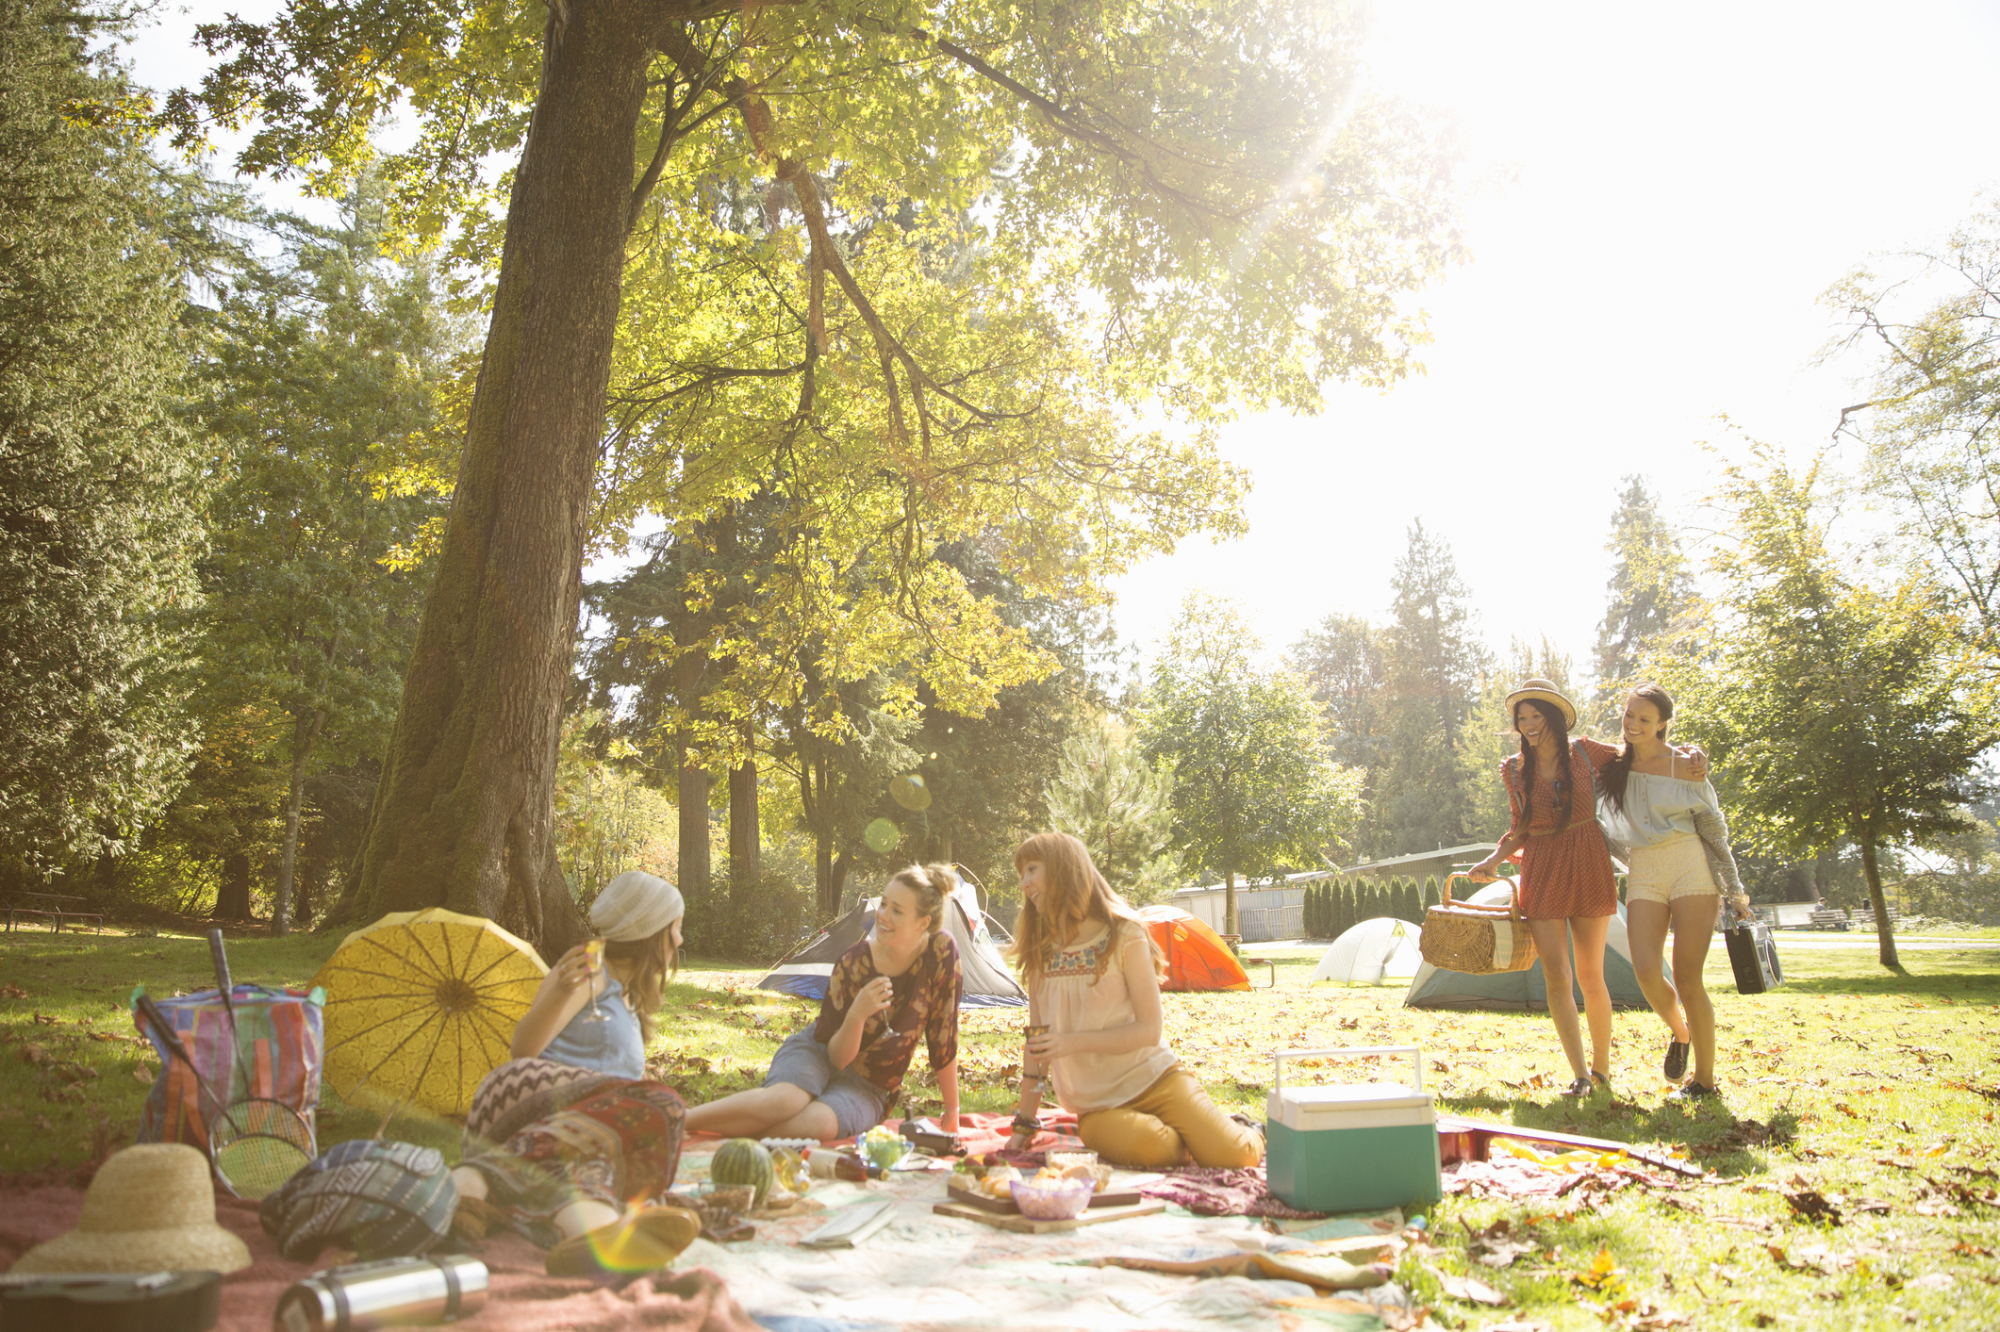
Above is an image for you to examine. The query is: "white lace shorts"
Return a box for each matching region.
[1625,834,1717,906]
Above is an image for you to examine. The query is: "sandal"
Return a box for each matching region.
[1663,1038,1689,1082]
[1558,1076,1594,1098]
[1668,1081,1720,1103]
[1591,1069,1612,1094]
[545,1202,702,1276]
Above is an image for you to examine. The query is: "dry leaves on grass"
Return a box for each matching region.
[1579,1297,1690,1329]
[0,983,26,999]
[1423,1261,1509,1307]
[1463,1218,1540,1269]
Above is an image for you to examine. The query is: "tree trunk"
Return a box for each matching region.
[1224,869,1238,945]
[938,826,953,866]
[1859,838,1901,971]
[728,746,758,935]
[217,852,252,920]
[343,1,668,958]
[273,710,323,937]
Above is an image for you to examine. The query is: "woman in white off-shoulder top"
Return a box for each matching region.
[1595,684,1753,1103]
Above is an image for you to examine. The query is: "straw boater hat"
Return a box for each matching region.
[1503,678,1578,729]
[10,1143,252,1274]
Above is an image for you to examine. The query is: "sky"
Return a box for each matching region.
[118,1,2000,680]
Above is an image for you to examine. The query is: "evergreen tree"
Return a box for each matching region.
[1376,522,1488,855]
[1422,876,1441,914]
[1046,713,1182,905]
[1288,614,1392,856]
[1592,476,1695,729]
[0,3,207,876]
[194,188,458,933]
[1333,882,1353,938]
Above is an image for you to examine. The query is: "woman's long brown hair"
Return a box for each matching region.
[1007,832,1163,986]
[1514,699,1575,834]
[1600,682,1676,817]
[605,925,678,1045]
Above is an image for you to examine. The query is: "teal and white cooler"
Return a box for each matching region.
[1265,1046,1442,1213]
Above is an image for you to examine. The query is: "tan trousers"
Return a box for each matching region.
[1076,1066,1263,1170]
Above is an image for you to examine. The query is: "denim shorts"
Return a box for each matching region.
[762,1029,888,1138]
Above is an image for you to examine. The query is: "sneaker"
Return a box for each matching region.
[546,1203,701,1276]
[1663,1039,1689,1082]
[1668,1081,1720,1103]
[1558,1076,1594,1098]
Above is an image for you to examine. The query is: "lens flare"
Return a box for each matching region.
[888,773,932,811]
[862,818,901,853]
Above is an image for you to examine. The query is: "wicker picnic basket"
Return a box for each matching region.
[1419,874,1539,975]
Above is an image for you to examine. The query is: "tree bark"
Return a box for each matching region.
[1224,869,1238,945]
[344,0,670,957]
[217,852,252,920]
[728,745,758,934]
[272,709,324,937]
[1859,838,1901,971]
[676,640,711,907]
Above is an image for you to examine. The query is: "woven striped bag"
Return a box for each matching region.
[1419,875,1539,975]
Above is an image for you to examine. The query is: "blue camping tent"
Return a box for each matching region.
[758,889,1027,1009]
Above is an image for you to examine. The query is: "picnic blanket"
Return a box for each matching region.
[669,1146,1416,1331]
[0,1177,755,1331]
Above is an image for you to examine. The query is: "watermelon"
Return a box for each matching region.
[711,1138,775,1208]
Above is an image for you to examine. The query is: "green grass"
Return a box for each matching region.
[3,924,1995,1328]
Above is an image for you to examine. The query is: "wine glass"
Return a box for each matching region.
[575,939,607,1024]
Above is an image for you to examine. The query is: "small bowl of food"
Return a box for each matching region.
[1008,1175,1094,1221]
[859,1124,911,1169]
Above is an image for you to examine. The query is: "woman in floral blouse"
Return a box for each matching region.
[686,864,962,1139]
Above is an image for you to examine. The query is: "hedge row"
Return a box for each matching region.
[1301,876,1445,940]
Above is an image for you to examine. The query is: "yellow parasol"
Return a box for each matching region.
[312,908,548,1118]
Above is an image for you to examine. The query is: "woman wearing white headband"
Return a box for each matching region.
[453,871,697,1276]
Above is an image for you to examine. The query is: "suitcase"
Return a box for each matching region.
[1724,920,1783,994]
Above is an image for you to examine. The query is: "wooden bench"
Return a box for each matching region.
[3,893,103,934]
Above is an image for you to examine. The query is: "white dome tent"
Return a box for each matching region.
[1312,917,1425,985]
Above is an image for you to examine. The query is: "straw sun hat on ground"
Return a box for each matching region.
[1503,678,1578,729]
[10,1143,252,1274]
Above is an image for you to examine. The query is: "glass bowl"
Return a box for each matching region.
[859,1127,911,1168]
[1008,1175,1094,1221]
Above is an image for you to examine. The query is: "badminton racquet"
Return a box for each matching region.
[204,930,317,1199]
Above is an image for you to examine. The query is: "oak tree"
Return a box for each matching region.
[170,0,1464,950]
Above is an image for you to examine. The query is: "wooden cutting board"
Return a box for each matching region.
[932,1199,1165,1233]
[944,1180,1144,1215]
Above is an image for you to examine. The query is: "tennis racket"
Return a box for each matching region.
[205,930,317,1199]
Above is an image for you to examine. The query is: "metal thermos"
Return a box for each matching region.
[272,1256,488,1331]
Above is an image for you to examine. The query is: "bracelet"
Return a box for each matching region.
[1011,1113,1040,1134]
[1019,1071,1044,1087]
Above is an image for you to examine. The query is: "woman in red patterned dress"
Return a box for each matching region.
[1467,680,1704,1099]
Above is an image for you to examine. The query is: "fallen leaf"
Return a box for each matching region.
[1434,1268,1508,1307]
[1749,1317,1776,1330]
[19,1044,48,1065]
[1476,1321,1550,1332]
[1833,1102,1860,1118]
[1783,1184,1844,1226]
[1952,1241,1994,1258]
[130,1065,154,1085]
[0,983,26,999]
[31,1012,56,1025]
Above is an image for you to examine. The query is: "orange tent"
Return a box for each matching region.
[1139,905,1251,992]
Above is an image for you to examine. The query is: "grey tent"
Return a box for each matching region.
[758,891,1027,1009]
[1402,879,1665,1010]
